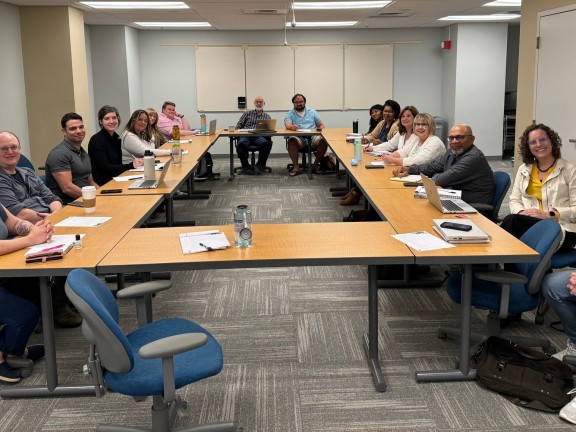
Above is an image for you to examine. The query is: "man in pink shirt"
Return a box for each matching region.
[157,101,199,140]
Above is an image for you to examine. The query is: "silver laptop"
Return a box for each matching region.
[433,219,491,243]
[420,174,477,214]
[250,119,276,133]
[129,159,171,189]
[198,119,217,136]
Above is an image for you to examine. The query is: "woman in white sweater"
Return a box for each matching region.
[121,109,171,164]
[364,105,419,155]
[381,112,445,166]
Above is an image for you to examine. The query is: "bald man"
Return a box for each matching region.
[393,124,495,205]
[235,96,273,175]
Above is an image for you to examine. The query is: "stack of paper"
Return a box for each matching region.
[389,175,421,183]
[25,234,84,263]
[414,186,462,199]
[179,230,231,254]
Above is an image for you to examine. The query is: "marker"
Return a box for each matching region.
[199,243,213,251]
[39,244,65,253]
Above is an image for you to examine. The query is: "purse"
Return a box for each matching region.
[474,336,574,412]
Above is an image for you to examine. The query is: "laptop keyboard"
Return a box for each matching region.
[138,179,157,188]
[441,200,464,212]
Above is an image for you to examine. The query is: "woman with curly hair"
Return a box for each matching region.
[500,123,576,252]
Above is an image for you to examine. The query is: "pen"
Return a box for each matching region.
[199,243,213,251]
[39,244,65,252]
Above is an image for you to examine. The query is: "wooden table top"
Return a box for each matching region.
[0,194,163,276]
[365,188,539,265]
[97,222,413,274]
[218,128,322,137]
[322,128,353,140]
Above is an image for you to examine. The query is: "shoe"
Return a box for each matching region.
[340,190,353,202]
[560,389,576,424]
[553,339,576,361]
[26,345,45,362]
[53,303,83,328]
[289,169,300,177]
[0,362,21,383]
[340,190,360,206]
[240,167,253,175]
[254,164,267,174]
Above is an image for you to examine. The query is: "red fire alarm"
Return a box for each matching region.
[441,40,452,50]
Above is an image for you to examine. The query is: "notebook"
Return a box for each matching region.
[198,119,217,136]
[129,159,171,189]
[432,219,491,243]
[420,174,477,214]
[249,119,276,133]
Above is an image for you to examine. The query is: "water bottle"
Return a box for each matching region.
[352,119,359,134]
[200,114,207,134]
[354,138,362,161]
[143,150,155,180]
[172,142,182,165]
[233,205,252,247]
[172,125,180,141]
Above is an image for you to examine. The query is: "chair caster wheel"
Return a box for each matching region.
[437,331,448,340]
[543,346,557,355]
[535,315,544,325]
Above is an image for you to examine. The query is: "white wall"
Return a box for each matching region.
[0,2,30,156]
[125,26,142,113]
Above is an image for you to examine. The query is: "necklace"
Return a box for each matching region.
[536,158,556,173]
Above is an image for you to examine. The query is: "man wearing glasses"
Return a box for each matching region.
[393,124,495,205]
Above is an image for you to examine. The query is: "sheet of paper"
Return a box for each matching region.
[369,161,385,167]
[129,162,165,172]
[391,231,455,251]
[168,139,192,144]
[414,186,462,199]
[297,129,312,132]
[55,217,111,227]
[113,175,143,182]
[389,175,422,183]
[25,234,85,256]
[179,230,231,254]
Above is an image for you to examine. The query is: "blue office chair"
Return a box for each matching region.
[438,220,562,353]
[470,171,511,222]
[17,153,46,184]
[65,269,239,432]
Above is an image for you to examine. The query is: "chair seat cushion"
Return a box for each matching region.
[551,249,576,269]
[446,271,538,314]
[104,318,223,397]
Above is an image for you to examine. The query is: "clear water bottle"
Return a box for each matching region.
[354,137,362,161]
[200,114,207,134]
[233,205,252,247]
[172,142,182,165]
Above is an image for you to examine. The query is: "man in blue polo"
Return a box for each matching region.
[284,93,328,177]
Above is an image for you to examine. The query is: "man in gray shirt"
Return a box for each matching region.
[393,124,495,205]
[45,113,98,204]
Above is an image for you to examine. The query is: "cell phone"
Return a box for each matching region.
[403,182,423,187]
[67,201,84,207]
[440,221,473,231]
[365,165,384,169]
[101,189,122,194]
[316,128,322,132]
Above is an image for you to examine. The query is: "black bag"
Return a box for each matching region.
[195,152,219,181]
[474,336,574,412]
[343,208,381,222]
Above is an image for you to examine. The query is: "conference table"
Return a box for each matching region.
[0,194,163,399]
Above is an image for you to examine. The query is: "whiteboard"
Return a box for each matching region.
[294,45,344,110]
[245,46,294,111]
[196,46,245,111]
[344,44,393,110]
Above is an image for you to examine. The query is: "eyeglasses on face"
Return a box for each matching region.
[414,123,430,127]
[382,110,395,114]
[527,136,549,146]
[447,135,472,142]
[0,145,21,153]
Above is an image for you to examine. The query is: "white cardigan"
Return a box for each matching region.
[121,131,171,164]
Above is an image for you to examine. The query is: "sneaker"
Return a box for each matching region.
[0,362,21,383]
[254,164,267,175]
[53,303,83,328]
[560,389,576,424]
[26,344,45,362]
[553,339,576,361]
[240,167,253,175]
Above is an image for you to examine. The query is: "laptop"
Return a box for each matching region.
[129,159,171,189]
[249,119,276,133]
[433,219,491,243]
[420,174,478,214]
[198,119,217,136]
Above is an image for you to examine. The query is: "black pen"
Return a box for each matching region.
[199,243,213,251]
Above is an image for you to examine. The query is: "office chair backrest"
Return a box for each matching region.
[65,269,133,373]
[16,154,35,170]
[514,220,562,295]
[491,171,511,221]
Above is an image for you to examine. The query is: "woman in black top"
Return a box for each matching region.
[88,105,142,185]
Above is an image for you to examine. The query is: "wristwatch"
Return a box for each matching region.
[549,210,559,221]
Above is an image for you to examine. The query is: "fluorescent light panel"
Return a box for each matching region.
[285,21,358,27]
[135,22,211,27]
[439,14,520,21]
[293,1,390,10]
[79,2,188,9]
[483,0,521,6]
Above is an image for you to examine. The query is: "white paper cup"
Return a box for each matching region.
[229,126,236,132]
[82,186,96,213]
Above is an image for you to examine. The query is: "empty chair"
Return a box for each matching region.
[470,171,510,222]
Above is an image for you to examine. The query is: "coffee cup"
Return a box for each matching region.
[82,186,96,213]
[229,126,236,132]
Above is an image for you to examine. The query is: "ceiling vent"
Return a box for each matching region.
[242,9,287,15]
[372,11,415,18]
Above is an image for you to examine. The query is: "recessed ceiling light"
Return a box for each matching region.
[293,1,390,10]
[483,1,521,6]
[134,22,211,28]
[79,2,188,10]
[285,21,358,27]
[439,14,520,21]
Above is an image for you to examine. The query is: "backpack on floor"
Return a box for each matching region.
[195,152,219,181]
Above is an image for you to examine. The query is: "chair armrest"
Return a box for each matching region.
[474,270,528,285]
[116,280,172,300]
[469,203,494,212]
[139,333,207,360]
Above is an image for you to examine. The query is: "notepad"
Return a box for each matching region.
[25,234,84,263]
[390,175,422,183]
[179,230,231,254]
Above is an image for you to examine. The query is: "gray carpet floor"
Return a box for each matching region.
[1,155,574,431]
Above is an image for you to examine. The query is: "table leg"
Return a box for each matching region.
[362,265,387,392]
[415,263,476,382]
[1,276,97,399]
[229,137,235,180]
[308,143,313,180]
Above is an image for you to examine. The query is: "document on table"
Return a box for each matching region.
[25,234,84,256]
[179,230,231,254]
[55,217,111,227]
[113,174,143,181]
[414,186,462,199]
[392,231,455,251]
[129,162,166,172]
[389,175,422,183]
[368,161,385,167]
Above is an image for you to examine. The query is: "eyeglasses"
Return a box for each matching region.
[382,110,395,114]
[0,145,21,153]
[447,135,472,142]
[414,123,429,127]
[528,136,549,146]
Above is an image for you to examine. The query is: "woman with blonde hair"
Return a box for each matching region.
[146,108,166,148]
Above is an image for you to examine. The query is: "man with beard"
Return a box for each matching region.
[393,124,494,205]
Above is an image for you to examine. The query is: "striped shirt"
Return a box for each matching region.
[236,110,271,129]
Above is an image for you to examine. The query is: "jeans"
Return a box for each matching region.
[543,270,576,342]
[0,287,40,356]
[236,137,272,168]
